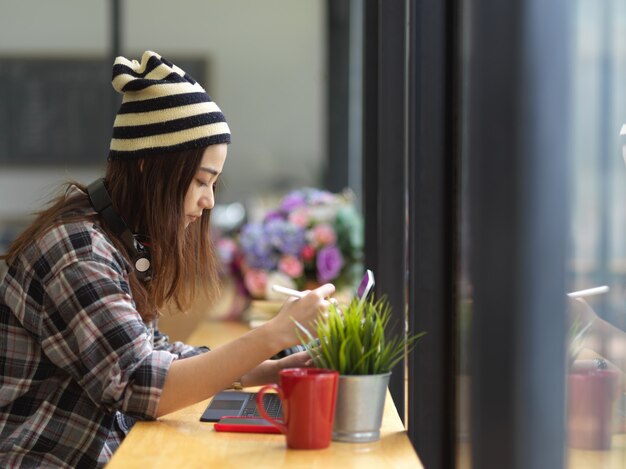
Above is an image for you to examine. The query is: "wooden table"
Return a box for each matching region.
[106,321,423,468]
[457,436,626,469]
[568,434,626,469]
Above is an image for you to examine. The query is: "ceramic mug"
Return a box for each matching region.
[568,362,620,450]
[257,368,339,449]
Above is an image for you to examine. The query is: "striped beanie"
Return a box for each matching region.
[109,50,231,159]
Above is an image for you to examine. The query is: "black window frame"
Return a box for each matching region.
[361,1,569,468]
[362,1,458,468]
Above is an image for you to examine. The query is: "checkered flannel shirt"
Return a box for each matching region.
[0,202,209,468]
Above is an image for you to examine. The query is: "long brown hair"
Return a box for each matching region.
[2,148,220,322]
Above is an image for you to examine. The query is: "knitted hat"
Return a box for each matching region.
[109,50,231,159]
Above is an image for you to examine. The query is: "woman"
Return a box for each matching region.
[0,51,333,468]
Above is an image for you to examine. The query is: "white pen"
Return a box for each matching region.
[272,284,307,298]
[271,284,339,306]
[566,285,610,298]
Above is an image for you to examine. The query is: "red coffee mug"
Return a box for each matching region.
[568,365,619,450]
[257,368,339,449]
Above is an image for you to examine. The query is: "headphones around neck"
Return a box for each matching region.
[86,178,152,282]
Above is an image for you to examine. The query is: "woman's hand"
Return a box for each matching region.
[241,351,313,387]
[265,283,335,350]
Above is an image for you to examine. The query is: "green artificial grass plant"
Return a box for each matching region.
[295,296,426,375]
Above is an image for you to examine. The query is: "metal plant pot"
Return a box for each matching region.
[332,372,391,443]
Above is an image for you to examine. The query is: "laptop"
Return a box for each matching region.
[200,390,283,422]
[199,269,376,423]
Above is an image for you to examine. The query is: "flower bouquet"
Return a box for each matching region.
[217,188,364,319]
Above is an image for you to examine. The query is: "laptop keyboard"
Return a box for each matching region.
[242,393,283,418]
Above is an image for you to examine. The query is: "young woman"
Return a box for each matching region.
[0,51,333,468]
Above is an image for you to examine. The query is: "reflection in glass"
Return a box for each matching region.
[566,0,626,463]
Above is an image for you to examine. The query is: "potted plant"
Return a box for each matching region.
[296,296,426,442]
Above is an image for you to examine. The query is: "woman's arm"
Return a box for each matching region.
[570,297,626,375]
[239,351,313,389]
[155,284,334,417]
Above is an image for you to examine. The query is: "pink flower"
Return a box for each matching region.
[288,208,310,228]
[312,223,337,246]
[243,268,268,298]
[301,245,316,262]
[278,255,304,278]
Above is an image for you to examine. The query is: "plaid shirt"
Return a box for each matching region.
[0,199,209,468]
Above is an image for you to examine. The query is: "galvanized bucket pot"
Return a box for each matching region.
[332,372,391,443]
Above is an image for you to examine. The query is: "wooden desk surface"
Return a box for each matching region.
[568,434,626,469]
[106,321,423,469]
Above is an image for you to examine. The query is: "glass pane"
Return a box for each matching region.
[456,0,626,467]
[566,0,626,465]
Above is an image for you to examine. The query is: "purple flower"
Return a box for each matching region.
[280,191,307,213]
[265,219,306,256]
[316,245,344,283]
[240,223,278,270]
[263,210,284,223]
